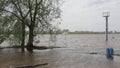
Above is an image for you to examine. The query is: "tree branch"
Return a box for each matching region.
[33,0,43,23]
[0,9,21,20]
[28,0,33,26]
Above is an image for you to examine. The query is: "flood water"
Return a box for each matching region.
[0,34,120,68]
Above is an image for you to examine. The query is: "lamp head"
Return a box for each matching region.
[103,12,110,17]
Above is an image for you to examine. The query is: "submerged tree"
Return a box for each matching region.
[0,0,30,52]
[0,0,62,52]
[26,0,61,51]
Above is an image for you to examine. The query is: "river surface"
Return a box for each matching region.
[0,34,120,68]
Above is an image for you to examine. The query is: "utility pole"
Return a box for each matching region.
[103,12,110,42]
[103,12,114,59]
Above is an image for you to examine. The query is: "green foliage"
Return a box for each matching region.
[9,22,22,45]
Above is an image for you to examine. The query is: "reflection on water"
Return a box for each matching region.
[0,48,120,68]
[0,34,120,68]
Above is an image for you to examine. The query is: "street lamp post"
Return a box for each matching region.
[103,12,114,59]
[103,12,110,42]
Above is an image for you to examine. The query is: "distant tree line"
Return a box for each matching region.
[56,29,120,34]
[68,31,120,34]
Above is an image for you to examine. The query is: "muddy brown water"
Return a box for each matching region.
[0,34,120,68]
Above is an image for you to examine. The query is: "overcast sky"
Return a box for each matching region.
[59,0,120,32]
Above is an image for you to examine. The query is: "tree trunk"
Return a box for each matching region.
[21,22,25,52]
[26,25,34,52]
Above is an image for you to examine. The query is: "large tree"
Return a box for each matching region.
[0,0,62,52]
[26,0,61,51]
[0,0,30,52]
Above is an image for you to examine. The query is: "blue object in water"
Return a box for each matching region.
[110,48,114,55]
[106,48,114,59]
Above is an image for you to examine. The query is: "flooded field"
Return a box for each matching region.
[0,34,120,68]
